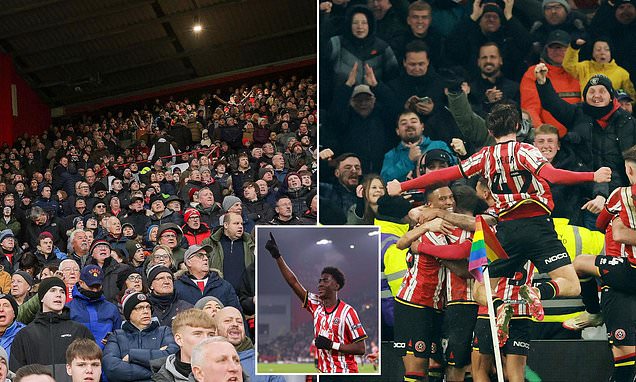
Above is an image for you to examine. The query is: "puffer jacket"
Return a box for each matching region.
[174,271,241,310]
[181,222,211,246]
[0,319,25,359]
[147,292,193,327]
[9,308,95,382]
[67,284,122,348]
[103,319,178,382]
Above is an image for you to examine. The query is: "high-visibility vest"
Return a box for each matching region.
[375,218,409,298]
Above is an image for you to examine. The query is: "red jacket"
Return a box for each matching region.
[520,63,581,138]
[182,223,211,246]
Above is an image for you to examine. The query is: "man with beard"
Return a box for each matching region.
[215,306,285,382]
[67,265,121,348]
[319,153,364,223]
[469,42,520,116]
[381,111,455,182]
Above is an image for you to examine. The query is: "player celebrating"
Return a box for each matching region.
[388,103,612,317]
[265,233,367,373]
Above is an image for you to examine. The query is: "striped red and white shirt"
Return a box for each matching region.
[616,185,636,264]
[396,231,446,309]
[478,260,535,317]
[603,187,623,258]
[304,292,367,373]
[445,228,475,303]
[460,141,553,217]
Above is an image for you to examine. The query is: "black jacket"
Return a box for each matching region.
[9,308,95,382]
[148,293,194,327]
[537,79,636,197]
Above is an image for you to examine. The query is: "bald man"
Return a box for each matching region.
[215,307,284,382]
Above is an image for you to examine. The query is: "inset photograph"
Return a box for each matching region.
[256,226,380,375]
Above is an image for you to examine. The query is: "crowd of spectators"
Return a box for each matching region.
[319,0,636,229]
[0,73,316,381]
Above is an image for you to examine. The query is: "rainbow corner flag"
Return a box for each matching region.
[468,215,509,283]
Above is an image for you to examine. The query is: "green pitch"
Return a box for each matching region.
[257,363,377,374]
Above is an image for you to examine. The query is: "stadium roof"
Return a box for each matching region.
[0,0,316,108]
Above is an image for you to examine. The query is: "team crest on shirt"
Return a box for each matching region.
[615,329,626,340]
[431,342,437,354]
[333,317,340,325]
[414,341,426,352]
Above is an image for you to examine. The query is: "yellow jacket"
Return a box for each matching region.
[375,218,410,297]
[552,217,605,260]
[563,47,636,101]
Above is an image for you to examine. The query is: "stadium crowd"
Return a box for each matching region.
[0,73,316,381]
[319,0,636,381]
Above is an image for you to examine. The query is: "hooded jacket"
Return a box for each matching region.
[103,320,179,382]
[0,319,25,360]
[181,222,211,246]
[322,5,399,103]
[174,271,242,310]
[9,308,95,382]
[380,136,456,182]
[151,353,189,382]
[67,284,122,348]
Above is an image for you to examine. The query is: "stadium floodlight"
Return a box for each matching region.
[349,245,355,249]
[316,239,332,245]
[192,24,203,33]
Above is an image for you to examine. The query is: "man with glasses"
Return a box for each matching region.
[157,223,186,267]
[182,208,212,246]
[174,245,242,311]
[103,291,178,381]
[147,265,192,327]
[59,259,80,302]
[67,265,121,348]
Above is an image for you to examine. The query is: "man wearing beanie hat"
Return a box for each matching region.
[182,208,212,246]
[174,244,242,310]
[126,239,146,273]
[0,293,24,359]
[194,295,224,317]
[86,238,130,304]
[535,63,636,210]
[446,0,531,81]
[10,276,94,382]
[146,265,193,327]
[103,291,178,381]
[67,265,121,349]
[221,195,256,233]
[526,0,587,61]
[202,212,255,292]
[149,192,184,228]
[121,194,150,236]
[11,270,34,306]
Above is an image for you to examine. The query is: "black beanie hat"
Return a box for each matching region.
[0,293,18,319]
[37,277,67,308]
[122,292,149,321]
[146,265,173,287]
[376,195,412,222]
[116,266,140,292]
[583,74,615,100]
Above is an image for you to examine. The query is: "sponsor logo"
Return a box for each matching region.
[513,341,530,349]
[544,252,568,264]
[608,257,624,266]
[61,334,72,338]
[615,329,626,341]
[393,342,406,349]
[430,342,437,354]
[415,341,426,352]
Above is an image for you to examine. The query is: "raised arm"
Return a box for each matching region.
[265,233,307,302]
[387,166,464,196]
[538,163,611,185]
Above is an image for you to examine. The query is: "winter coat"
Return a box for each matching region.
[67,285,122,348]
[149,209,184,229]
[147,293,193,327]
[103,320,178,382]
[88,257,130,304]
[33,248,67,269]
[520,62,581,137]
[0,217,20,238]
[243,199,275,225]
[195,204,223,229]
[181,223,211,246]
[9,308,95,382]
[174,271,241,310]
[122,209,151,237]
[203,228,255,279]
[150,354,189,382]
[0,320,25,359]
[537,79,636,197]
[380,136,456,182]
[24,217,65,252]
[34,197,60,218]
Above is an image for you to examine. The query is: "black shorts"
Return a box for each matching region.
[596,256,636,294]
[394,301,443,360]
[601,287,636,347]
[495,215,570,275]
[472,317,531,356]
[442,303,478,368]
